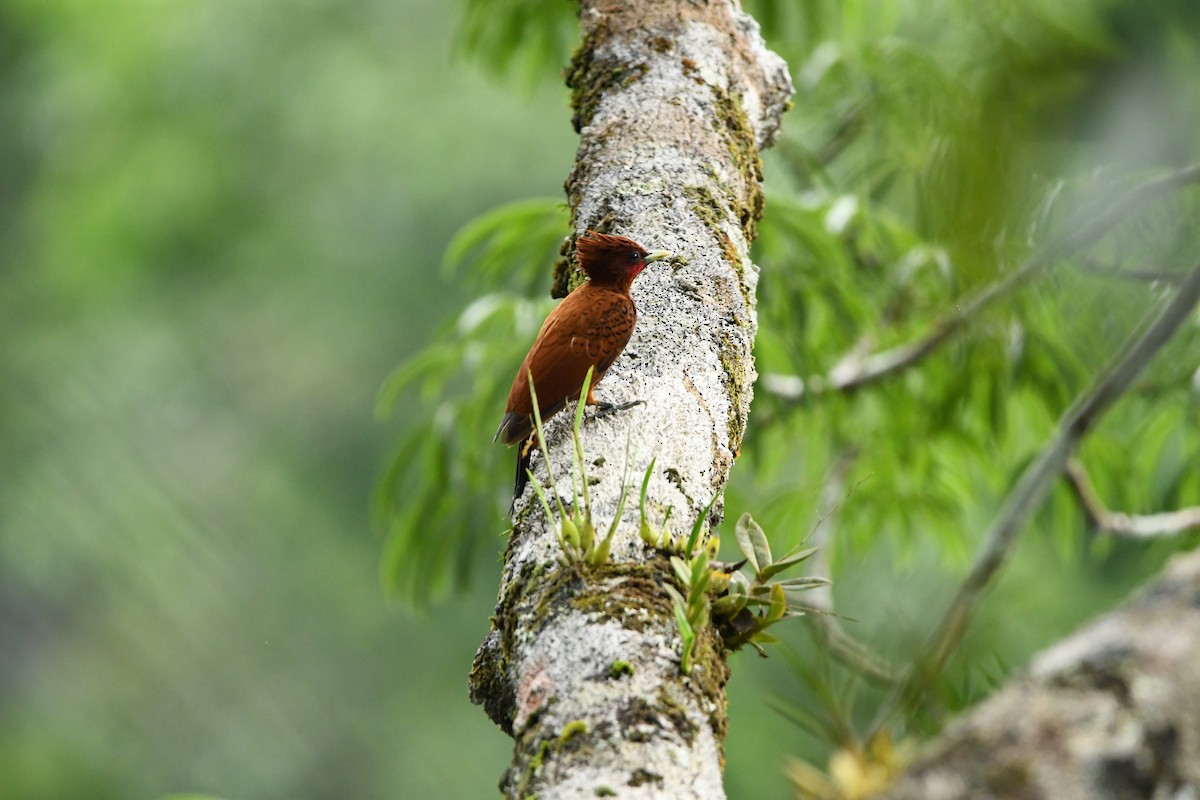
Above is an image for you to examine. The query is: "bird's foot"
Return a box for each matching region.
[592,399,644,419]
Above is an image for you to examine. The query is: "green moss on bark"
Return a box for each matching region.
[710,87,765,242]
[718,339,748,456]
[566,37,649,134]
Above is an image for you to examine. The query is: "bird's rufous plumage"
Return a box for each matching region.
[493,230,671,453]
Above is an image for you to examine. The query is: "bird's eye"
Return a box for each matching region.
[630,250,642,261]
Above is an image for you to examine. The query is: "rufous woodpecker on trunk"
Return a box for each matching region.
[494,230,671,497]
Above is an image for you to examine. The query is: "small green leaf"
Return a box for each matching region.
[746,515,773,577]
[578,515,595,554]
[571,367,595,514]
[692,601,710,630]
[765,583,787,623]
[707,568,731,594]
[574,366,593,434]
[758,546,820,581]
[590,536,611,566]
[685,489,723,557]
[527,370,569,521]
[595,436,635,565]
[734,513,761,574]
[638,458,657,545]
[561,516,581,551]
[528,472,555,523]
[728,570,751,595]
[674,603,694,641]
[670,556,691,586]
[712,593,747,616]
[774,576,830,589]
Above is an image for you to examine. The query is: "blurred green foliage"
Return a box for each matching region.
[0,0,574,798]
[2,0,1199,798]
[376,0,1200,796]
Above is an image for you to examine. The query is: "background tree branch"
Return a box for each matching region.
[1065,459,1200,539]
[762,164,1200,402]
[886,257,1200,720]
[802,448,898,686]
[882,547,1200,800]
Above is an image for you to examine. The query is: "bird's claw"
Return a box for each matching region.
[592,399,644,419]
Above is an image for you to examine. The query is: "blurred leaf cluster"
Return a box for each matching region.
[374,198,568,602]
[0,1,575,798]
[710,514,824,654]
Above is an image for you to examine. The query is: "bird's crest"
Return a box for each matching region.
[576,230,647,284]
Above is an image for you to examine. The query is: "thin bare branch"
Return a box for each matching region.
[804,450,898,686]
[1065,459,1200,538]
[1075,258,1187,284]
[878,256,1200,727]
[764,164,1200,402]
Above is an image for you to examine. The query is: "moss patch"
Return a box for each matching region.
[682,185,725,230]
[559,720,589,747]
[503,726,553,799]
[569,559,672,633]
[628,769,664,788]
[680,624,731,757]
[610,660,635,679]
[682,183,750,304]
[663,467,694,506]
[718,338,748,456]
[710,87,765,241]
[656,687,699,745]
[566,37,649,133]
[617,697,659,743]
[550,233,581,299]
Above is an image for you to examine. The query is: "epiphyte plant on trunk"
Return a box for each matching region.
[523,366,634,567]
[660,512,828,674]
[522,364,827,673]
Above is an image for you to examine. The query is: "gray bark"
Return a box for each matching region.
[468,2,792,798]
[883,549,1200,800]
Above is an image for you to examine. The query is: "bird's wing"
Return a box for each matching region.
[504,287,635,418]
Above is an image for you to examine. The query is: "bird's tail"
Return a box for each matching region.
[512,436,534,507]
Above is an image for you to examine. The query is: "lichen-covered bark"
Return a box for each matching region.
[882,549,1200,800]
[468,2,792,798]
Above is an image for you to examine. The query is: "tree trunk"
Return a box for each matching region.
[882,549,1200,800]
[468,2,792,797]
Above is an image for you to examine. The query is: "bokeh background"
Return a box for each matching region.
[2,1,1198,798]
[1,1,566,797]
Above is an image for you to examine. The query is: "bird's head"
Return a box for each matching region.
[576,230,672,290]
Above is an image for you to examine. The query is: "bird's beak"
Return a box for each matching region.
[645,250,672,264]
